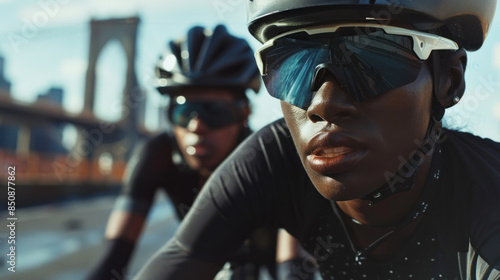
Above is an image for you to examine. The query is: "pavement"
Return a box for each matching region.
[0,193,179,280]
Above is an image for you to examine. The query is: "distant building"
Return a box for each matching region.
[0,60,67,154]
[0,55,16,150]
[37,87,64,106]
[30,87,67,154]
[0,125,18,151]
[0,56,11,96]
[30,124,67,154]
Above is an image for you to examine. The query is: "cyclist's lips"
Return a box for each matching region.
[186,143,212,157]
[306,132,367,175]
[184,134,211,157]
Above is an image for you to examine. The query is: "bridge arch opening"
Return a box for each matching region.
[94,40,127,122]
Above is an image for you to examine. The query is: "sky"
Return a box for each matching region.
[0,0,499,141]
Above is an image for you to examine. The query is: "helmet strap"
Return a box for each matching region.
[362,52,444,205]
[362,116,442,204]
[431,51,445,120]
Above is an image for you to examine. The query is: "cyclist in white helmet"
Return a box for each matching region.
[135,1,500,279]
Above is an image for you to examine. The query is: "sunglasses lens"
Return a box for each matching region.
[261,29,424,109]
[170,101,241,129]
[201,102,238,128]
[171,103,196,128]
[263,41,330,109]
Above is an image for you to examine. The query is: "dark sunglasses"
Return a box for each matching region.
[169,97,245,129]
[255,24,458,109]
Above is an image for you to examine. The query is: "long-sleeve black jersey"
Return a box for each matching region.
[135,118,500,280]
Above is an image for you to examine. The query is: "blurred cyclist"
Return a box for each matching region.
[87,24,280,280]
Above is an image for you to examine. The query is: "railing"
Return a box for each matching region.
[0,148,127,207]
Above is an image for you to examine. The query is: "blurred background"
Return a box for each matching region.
[0,0,499,279]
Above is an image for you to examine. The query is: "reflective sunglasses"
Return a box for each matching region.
[255,23,459,109]
[169,97,245,129]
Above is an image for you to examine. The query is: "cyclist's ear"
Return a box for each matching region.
[435,49,467,109]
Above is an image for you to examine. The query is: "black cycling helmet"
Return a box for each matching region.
[247,0,497,51]
[155,24,261,95]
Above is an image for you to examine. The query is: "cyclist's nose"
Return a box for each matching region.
[187,117,209,133]
[307,69,358,123]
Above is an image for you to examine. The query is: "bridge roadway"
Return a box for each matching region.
[0,94,152,138]
[0,95,102,129]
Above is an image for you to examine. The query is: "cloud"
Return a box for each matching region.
[17,1,90,28]
[59,58,87,78]
[15,0,219,28]
[88,0,139,18]
[494,43,500,70]
[494,102,500,121]
[16,1,137,29]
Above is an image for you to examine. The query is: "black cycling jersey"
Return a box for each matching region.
[88,129,279,280]
[118,132,203,220]
[134,118,500,280]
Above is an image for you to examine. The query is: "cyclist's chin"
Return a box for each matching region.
[311,179,358,201]
[185,155,218,173]
[307,169,386,201]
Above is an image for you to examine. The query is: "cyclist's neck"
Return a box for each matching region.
[336,148,434,227]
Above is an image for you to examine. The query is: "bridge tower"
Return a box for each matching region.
[81,16,147,163]
[83,16,145,130]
